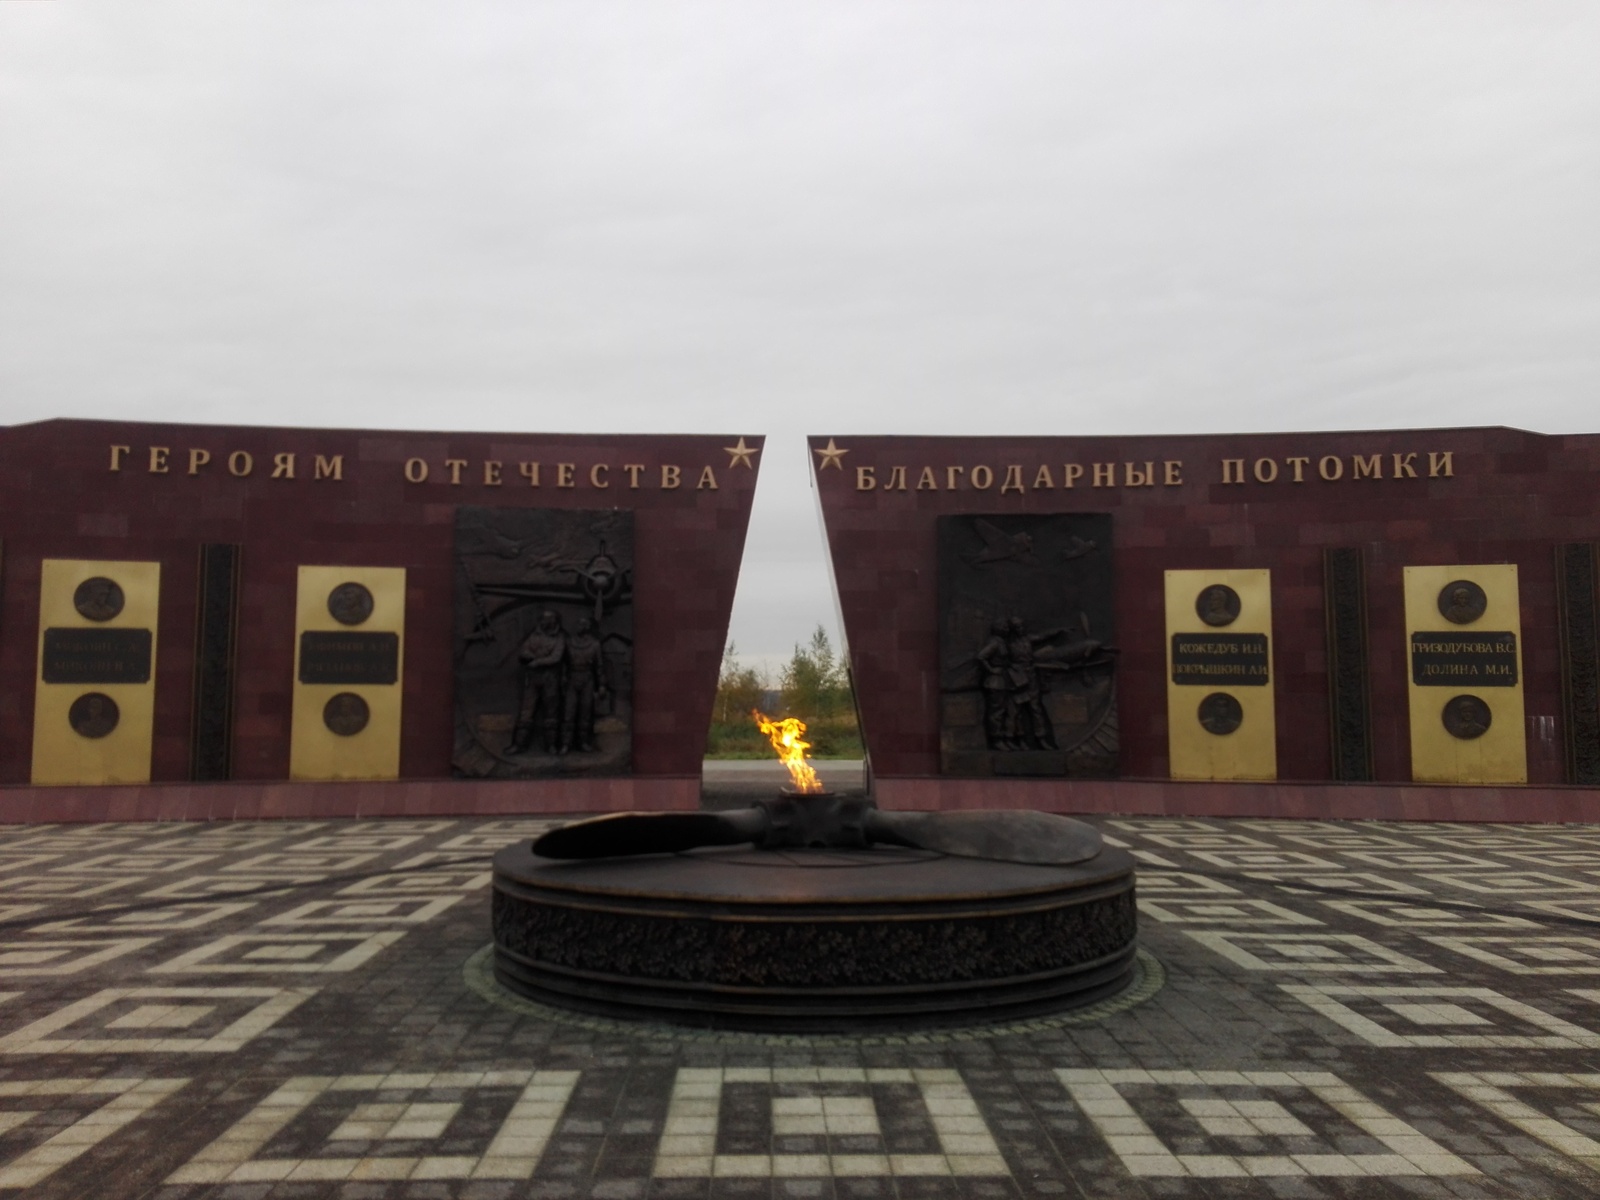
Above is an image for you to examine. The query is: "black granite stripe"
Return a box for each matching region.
[1557,542,1600,784]
[1323,547,1373,781]
[190,542,240,781]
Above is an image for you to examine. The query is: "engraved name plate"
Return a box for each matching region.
[41,627,153,684]
[1170,633,1270,687]
[297,631,399,685]
[1410,631,1518,687]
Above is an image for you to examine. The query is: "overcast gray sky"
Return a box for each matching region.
[3,2,1597,675]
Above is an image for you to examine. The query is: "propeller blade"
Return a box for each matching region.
[866,810,1102,866]
[532,811,763,859]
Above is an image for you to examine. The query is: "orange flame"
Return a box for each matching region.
[753,709,823,793]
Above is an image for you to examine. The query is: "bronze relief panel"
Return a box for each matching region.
[938,513,1116,778]
[452,506,633,779]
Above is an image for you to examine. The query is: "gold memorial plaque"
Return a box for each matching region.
[1404,564,1526,783]
[289,566,405,781]
[1165,568,1277,780]
[31,559,161,785]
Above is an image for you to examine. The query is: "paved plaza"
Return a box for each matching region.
[5,812,1600,1198]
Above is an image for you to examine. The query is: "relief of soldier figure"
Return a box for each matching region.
[976,615,1104,751]
[510,611,612,756]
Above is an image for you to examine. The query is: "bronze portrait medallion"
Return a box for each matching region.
[1198,691,1243,735]
[68,692,120,738]
[1437,579,1488,625]
[1442,694,1492,740]
[323,692,370,736]
[327,582,375,626]
[1195,584,1241,627]
[73,576,125,622]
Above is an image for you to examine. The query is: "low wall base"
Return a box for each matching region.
[872,776,1600,824]
[6,773,1599,826]
[0,776,701,824]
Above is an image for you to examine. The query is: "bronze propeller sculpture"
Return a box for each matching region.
[532,792,1104,866]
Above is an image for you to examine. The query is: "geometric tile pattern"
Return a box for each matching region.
[0,1076,188,1188]
[651,1066,1008,1178]
[1432,1072,1600,1170]
[1422,934,1600,974]
[148,931,406,974]
[165,1070,579,1183]
[1316,897,1542,930]
[5,812,1600,1197]
[1138,897,1322,926]
[0,986,316,1054]
[0,936,158,977]
[1057,1067,1477,1178]
[1182,930,1441,973]
[29,900,257,934]
[1280,983,1600,1047]
[260,896,461,926]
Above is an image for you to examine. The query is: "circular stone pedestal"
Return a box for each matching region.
[491,842,1137,1032]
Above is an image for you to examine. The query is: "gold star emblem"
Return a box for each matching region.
[813,438,849,470]
[723,437,760,469]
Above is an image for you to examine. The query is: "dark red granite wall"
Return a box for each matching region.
[0,420,762,785]
[812,428,1599,786]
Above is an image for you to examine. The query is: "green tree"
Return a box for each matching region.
[781,624,845,718]
[706,629,862,759]
[714,642,768,724]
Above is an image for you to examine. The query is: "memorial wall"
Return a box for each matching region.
[811,428,1600,816]
[7,417,1600,825]
[0,419,762,817]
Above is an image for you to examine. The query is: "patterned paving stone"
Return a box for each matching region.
[6,812,1600,1198]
